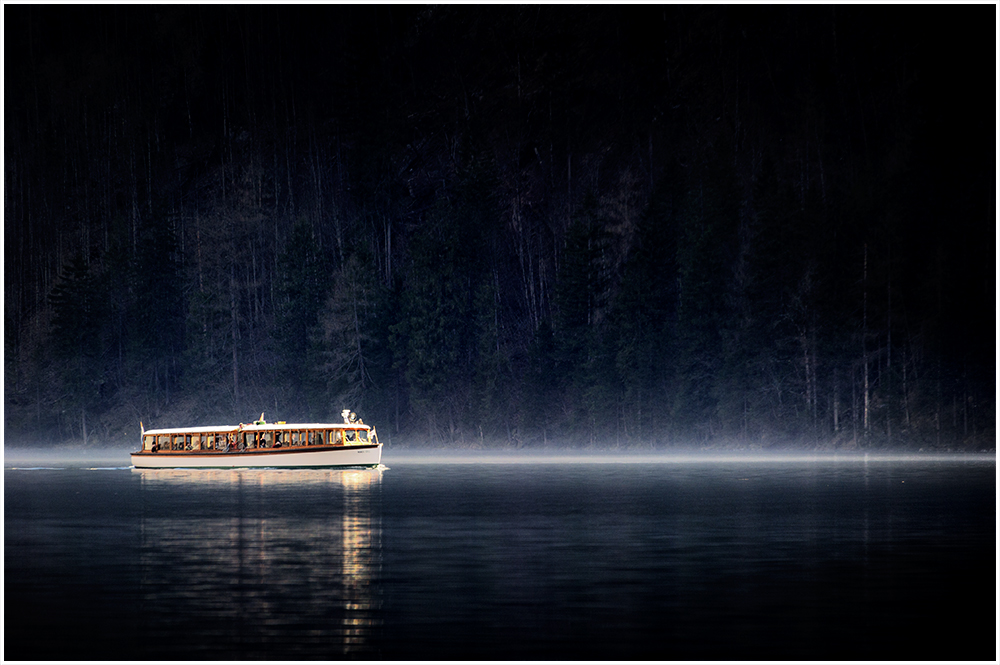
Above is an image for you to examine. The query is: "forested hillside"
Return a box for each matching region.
[5,6,993,449]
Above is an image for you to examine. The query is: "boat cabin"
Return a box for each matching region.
[141,423,376,453]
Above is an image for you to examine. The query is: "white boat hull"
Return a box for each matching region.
[131,444,382,469]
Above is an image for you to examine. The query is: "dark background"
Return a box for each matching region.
[4,5,994,449]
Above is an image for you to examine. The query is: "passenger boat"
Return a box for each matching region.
[130,410,382,469]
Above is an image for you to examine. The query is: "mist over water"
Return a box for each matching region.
[4,445,136,468]
[6,443,991,467]
[5,447,994,659]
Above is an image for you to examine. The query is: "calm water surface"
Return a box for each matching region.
[4,451,994,659]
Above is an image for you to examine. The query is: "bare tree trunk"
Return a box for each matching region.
[385,215,392,285]
[230,270,240,417]
[963,371,968,440]
[862,243,870,441]
[833,367,840,433]
[902,349,911,429]
[935,357,941,448]
[851,364,858,447]
[886,242,892,446]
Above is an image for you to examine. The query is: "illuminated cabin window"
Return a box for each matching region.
[144,435,155,451]
[330,429,343,445]
[346,429,368,443]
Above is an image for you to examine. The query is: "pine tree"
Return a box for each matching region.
[671,152,739,440]
[276,221,333,415]
[48,251,106,440]
[610,174,680,443]
[317,251,380,419]
[130,219,186,401]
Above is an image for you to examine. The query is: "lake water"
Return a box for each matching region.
[4,450,994,660]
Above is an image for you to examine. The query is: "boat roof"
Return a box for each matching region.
[143,422,371,435]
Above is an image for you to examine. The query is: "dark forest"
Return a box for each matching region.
[4,5,994,449]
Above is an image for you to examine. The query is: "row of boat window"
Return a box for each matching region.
[143,429,370,452]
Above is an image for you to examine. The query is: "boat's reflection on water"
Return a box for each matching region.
[134,467,383,658]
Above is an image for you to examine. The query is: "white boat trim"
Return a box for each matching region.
[131,443,382,469]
